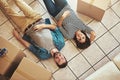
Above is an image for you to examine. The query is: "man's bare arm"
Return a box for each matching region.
[33,24,56,31]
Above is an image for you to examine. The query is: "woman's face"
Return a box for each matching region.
[75,30,86,43]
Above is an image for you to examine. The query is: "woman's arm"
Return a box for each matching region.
[90,31,96,42]
[57,10,70,27]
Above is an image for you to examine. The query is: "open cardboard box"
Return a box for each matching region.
[10,57,52,80]
[77,0,110,21]
[0,36,25,77]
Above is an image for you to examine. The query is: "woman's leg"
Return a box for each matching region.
[43,0,61,17]
[54,0,68,9]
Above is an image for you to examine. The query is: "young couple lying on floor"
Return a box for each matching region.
[0,0,96,68]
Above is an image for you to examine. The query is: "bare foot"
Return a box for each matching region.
[13,29,22,40]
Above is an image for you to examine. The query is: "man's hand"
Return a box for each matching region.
[33,24,45,31]
[33,24,56,31]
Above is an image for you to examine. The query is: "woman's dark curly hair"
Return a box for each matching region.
[73,30,91,49]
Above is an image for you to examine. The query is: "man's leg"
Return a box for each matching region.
[43,0,61,17]
[0,0,30,32]
[14,0,41,20]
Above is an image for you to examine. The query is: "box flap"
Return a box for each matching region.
[81,0,110,10]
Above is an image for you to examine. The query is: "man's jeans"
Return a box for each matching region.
[0,0,41,32]
[43,0,68,17]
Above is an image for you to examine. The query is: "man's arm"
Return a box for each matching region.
[33,24,56,31]
[57,10,70,27]
[13,29,52,59]
[13,29,30,48]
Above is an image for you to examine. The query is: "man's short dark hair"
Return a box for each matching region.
[73,30,91,49]
[56,58,68,68]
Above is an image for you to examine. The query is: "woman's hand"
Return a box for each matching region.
[62,10,70,19]
[57,10,70,27]
[90,31,96,42]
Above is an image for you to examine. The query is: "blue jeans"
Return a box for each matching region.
[43,0,68,17]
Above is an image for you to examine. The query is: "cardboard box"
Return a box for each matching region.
[0,36,25,76]
[10,57,52,80]
[77,0,110,21]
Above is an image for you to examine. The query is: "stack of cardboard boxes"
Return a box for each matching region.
[0,36,52,80]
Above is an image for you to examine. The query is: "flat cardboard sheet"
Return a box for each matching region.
[10,57,52,80]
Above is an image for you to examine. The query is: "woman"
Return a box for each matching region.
[43,0,96,49]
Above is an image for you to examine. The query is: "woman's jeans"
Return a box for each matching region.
[43,0,68,17]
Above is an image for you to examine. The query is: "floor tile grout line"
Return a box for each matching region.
[67,52,82,65]
[108,27,120,44]
[91,56,110,69]
[37,60,48,69]
[81,46,108,70]
[0,19,8,26]
[66,52,94,78]
[67,65,79,79]
[108,0,120,9]
[30,0,47,16]
[81,53,93,67]
[95,41,120,61]
[86,19,94,25]
[90,20,112,43]
[111,7,120,19]
[94,41,108,57]
[100,8,120,30]
[94,20,120,43]
[106,44,120,57]
[100,21,120,44]
[78,66,95,79]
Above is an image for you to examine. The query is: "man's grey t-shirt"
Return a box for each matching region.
[55,5,93,39]
[25,19,55,52]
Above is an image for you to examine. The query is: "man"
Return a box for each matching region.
[43,0,96,49]
[0,0,67,68]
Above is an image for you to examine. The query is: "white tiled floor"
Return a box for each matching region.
[0,0,120,80]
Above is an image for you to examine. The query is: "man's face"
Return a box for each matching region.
[76,30,86,43]
[54,52,66,65]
